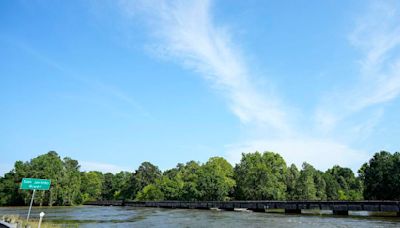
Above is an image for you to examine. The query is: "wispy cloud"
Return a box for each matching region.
[315,0,400,134]
[351,4,400,110]
[115,0,400,171]
[118,0,291,136]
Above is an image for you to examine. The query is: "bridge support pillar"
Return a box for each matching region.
[195,207,210,210]
[251,209,265,212]
[333,210,348,216]
[285,209,301,214]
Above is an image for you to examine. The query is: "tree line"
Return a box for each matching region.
[0,150,399,206]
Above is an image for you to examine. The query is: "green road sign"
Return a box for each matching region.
[20,178,51,190]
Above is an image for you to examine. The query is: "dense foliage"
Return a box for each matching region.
[358,151,400,200]
[0,150,398,206]
[234,152,287,200]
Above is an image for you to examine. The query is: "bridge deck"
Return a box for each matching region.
[85,200,400,215]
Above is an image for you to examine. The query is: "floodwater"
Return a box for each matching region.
[1,206,400,227]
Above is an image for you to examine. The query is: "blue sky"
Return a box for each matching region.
[1,0,399,174]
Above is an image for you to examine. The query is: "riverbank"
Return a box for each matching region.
[1,214,61,228]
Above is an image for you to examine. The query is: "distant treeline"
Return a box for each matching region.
[0,150,399,206]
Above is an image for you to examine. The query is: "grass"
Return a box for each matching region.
[1,214,74,228]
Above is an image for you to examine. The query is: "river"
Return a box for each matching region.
[1,206,400,227]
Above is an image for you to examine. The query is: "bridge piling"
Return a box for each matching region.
[250,208,265,212]
[333,210,349,216]
[284,209,301,214]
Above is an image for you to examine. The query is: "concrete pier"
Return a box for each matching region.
[333,210,349,215]
[284,209,301,214]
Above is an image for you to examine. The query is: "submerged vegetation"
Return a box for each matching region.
[0,150,399,206]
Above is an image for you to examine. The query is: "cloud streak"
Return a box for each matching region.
[115,0,400,171]
[316,0,400,134]
[352,1,400,106]
[119,0,291,135]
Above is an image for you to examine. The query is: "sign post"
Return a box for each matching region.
[26,189,36,223]
[20,178,51,223]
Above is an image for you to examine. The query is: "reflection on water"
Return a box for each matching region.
[1,206,400,227]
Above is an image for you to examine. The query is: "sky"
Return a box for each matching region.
[1,0,400,175]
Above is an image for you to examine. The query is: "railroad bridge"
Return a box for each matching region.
[85,200,400,216]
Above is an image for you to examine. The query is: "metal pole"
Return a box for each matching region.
[26,189,36,223]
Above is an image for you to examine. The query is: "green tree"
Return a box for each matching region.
[178,161,202,201]
[101,173,115,200]
[234,152,287,200]
[80,171,103,202]
[29,151,64,206]
[135,184,164,201]
[122,162,162,200]
[112,171,131,200]
[359,151,400,200]
[60,157,81,205]
[0,161,31,206]
[157,176,183,200]
[134,162,162,191]
[0,150,389,205]
[0,151,88,206]
[295,163,317,200]
[323,173,340,200]
[314,171,327,200]
[325,165,362,200]
[0,170,25,206]
[285,164,299,200]
[198,157,236,201]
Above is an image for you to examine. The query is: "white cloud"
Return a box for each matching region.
[115,0,399,171]
[315,0,400,134]
[80,161,130,173]
[118,0,291,136]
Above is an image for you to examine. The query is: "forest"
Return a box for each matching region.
[0,150,399,206]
